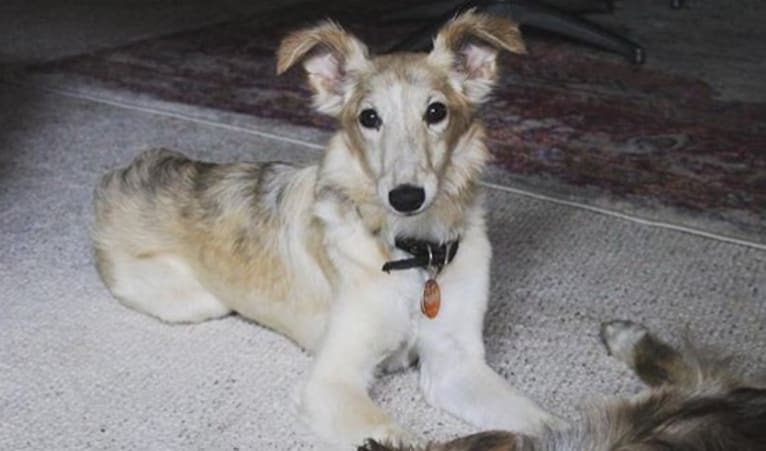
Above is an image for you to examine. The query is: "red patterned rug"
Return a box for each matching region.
[29,3,766,243]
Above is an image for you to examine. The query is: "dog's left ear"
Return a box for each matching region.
[277,21,371,116]
[429,9,526,104]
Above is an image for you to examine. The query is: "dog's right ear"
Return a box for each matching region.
[277,21,371,116]
[428,10,526,105]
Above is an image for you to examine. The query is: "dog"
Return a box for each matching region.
[91,10,560,448]
[361,319,766,450]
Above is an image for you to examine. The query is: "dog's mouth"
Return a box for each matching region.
[387,201,432,218]
[393,208,426,217]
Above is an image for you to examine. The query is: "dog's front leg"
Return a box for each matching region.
[297,199,420,448]
[416,218,563,435]
[297,294,412,448]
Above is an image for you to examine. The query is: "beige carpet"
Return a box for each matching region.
[1,83,764,450]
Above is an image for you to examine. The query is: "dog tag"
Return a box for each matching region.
[421,279,441,319]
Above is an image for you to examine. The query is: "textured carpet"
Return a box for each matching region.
[21,0,766,246]
[1,84,764,450]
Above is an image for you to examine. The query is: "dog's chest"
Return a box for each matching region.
[380,262,438,354]
[378,267,427,371]
[365,208,467,357]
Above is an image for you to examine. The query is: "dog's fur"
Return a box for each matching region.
[91,11,560,448]
[362,320,766,451]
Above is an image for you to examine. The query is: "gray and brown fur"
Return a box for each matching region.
[362,320,766,451]
[92,149,334,346]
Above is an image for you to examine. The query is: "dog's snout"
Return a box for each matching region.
[388,184,425,213]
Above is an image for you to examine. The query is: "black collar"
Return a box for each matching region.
[382,237,460,273]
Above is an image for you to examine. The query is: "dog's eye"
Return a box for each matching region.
[359,109,382,129]
[424,102,447,125]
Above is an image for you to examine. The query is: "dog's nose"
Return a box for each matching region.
[388,184,425,213]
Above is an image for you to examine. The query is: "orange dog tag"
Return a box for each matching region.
[422,279,441,319]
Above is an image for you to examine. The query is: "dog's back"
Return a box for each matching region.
[93,148,302,260]
[91,148,333,346]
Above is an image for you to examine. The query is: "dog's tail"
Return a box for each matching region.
[600,320,746,388]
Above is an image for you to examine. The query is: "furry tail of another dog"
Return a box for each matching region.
[360,320,766,451]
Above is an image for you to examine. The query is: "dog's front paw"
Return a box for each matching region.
[365,423,416,449]
[600,320,649,364]
[357,439,397,451]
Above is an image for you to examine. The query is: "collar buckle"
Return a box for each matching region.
[381,236,460,274]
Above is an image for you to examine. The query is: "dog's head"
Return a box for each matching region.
[277,10,525,216]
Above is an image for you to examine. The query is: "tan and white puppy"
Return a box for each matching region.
[92,11,557,448]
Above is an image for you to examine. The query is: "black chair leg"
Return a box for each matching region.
[387,7,465,53]
[387,0,644,65]
[540,0,613,14]
[381,0,612,23]
[481,0,644,64]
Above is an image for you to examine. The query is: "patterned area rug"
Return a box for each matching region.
[28,2,766,243]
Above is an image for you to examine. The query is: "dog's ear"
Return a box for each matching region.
[428,9,526,104]
[277,21,371,116]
